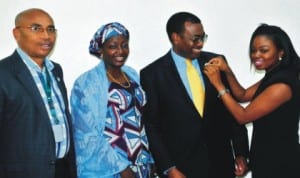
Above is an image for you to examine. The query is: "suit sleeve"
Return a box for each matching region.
[140,68,175,174]
[201,52,250,159]
[220,70,250,159]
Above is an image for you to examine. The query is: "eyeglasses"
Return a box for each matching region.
[16,24,57,34]
[189,33,208,43]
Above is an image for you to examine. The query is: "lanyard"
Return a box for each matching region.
[37,66,69,158]
[38,67,60,124]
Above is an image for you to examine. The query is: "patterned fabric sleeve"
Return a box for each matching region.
[70,63,131,178]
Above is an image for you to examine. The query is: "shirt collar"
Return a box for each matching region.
[16,48,54,72]
[171,48,198,65]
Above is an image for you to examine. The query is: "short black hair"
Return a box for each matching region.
[166,12,201,42]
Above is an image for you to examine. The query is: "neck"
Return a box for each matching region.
[106,68,122,77]
[32,58,45,69]
[266,60,281,73]
[106,69,131,88]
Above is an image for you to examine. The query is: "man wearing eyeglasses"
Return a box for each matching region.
[140,12,249,178]
[0,8,77,178]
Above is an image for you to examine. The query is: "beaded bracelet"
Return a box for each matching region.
[217,89,230,98]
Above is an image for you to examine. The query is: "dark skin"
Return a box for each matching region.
[172,21,204,60]
[120,167,135,178]
[13,8,56,69]
[99,35,130,85]
[168,21,249,178]
[99,35,135,178]
[203,35,288,177]
[203,35,288,124]
[167,21,205,178]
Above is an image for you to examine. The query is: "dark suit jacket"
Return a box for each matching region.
[0,51,77,178]
[140,51,249,178]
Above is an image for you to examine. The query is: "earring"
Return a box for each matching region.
[279,57,282,61]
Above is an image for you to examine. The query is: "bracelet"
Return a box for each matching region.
[217,89,230,98]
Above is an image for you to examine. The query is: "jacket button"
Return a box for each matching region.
[49,160,56,165]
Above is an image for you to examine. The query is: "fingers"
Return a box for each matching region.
[204,63,219,74]
[206,56,231,72]
[207,56,224,65]
[234,163,245,176]
[234,156,249,177]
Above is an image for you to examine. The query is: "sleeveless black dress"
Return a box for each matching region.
[250,66,300,178]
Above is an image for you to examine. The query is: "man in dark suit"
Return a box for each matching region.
[0,8,77,178]
[140,12,249,178]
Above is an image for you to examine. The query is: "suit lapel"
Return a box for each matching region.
[51,66,67,104]
[198,52,219,96]
[197,54,210,98]
[163,52,200,115]
[12,51,49,119]
[197,52,220,116]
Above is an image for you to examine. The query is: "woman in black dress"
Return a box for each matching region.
[204,24,300,178]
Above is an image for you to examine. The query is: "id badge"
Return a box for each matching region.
[52,124,66,142]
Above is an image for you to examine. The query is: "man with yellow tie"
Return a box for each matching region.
[140,12,249,178]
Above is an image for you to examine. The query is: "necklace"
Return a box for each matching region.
[106,70,131,88]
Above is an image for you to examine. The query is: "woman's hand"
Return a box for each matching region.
[206,56,230,73]
[167,168,186,178]
[120,167,135,178]
[203,63,224,90]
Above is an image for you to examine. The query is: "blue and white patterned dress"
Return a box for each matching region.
[71,61,154,178]
[104,80,153,177]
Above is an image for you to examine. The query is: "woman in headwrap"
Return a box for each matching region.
[70,22,154,178]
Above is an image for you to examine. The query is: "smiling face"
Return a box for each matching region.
[100,35,129,70]
[173,21,205,59]
[250,35,283,71]
[13,9,56,64]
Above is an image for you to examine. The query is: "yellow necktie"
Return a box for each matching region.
[186,59,205,116]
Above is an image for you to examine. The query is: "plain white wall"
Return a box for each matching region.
[0,1,299,177]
